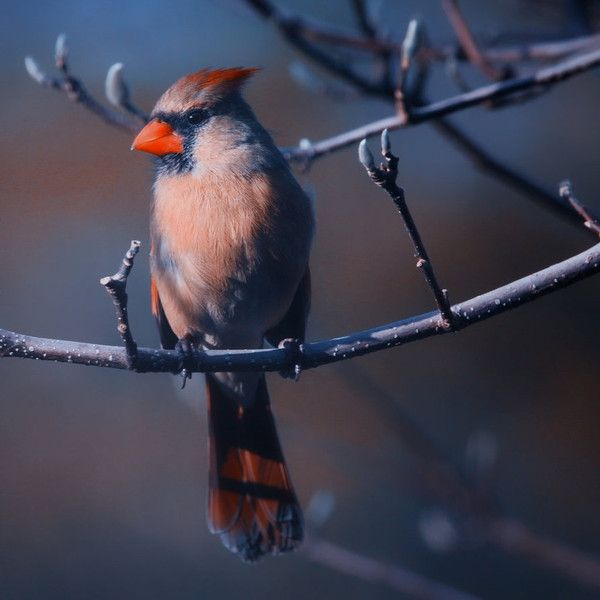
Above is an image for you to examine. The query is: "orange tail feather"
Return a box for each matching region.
[206,373,303,562]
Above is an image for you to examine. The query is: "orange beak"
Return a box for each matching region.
[131,119,184,156]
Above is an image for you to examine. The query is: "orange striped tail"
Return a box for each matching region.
[205,373,303,562]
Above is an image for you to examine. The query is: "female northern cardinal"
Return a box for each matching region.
[132,68,314,561]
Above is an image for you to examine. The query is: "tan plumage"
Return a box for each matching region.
[133,67,314,561]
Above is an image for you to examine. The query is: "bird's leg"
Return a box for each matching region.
[175,333,198,388]
[278,338,303,381]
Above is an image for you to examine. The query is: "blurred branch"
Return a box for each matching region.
[350,0,394,90]
[303,536,481,600]
[25,35,146,134]
[243,0,600,63]
[441,0,507,80]
[1,237,599,372]
[283,47,600,162]
[486,517,600,589]
[336,360,600,590]
[243,0,600,236]
[560,180,600,236]
[242,0,387,94]
[430,118,579,227]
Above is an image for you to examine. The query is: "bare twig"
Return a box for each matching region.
[303,536,481,600]
[560,180,600,236]
[284,47,600,162]
[359,132,454,327]
[99,240,141,370]
[25,35,144,133]
[441,0,507,81]
[104,63,148,123]
[1,239,598,373]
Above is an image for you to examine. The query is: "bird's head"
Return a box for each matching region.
[131,67,259,173]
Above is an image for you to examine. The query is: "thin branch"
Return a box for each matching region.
[99,240,141,370]
[303,536,481,600]
[242,0,600,64]
[350,0,393,90]
[283,47,600,162]
[25,35,144,134]
[560,180,600,236]
[336,361,600,590]
[1,239,598,373]
[486,517,600,589]
[430,118,579,226]
[441,0,507,81]
[27,21,599,238]
[359,131,454,327]
[104,63,148,123]
[242,0,388,95]
[244,1,599,237]
[396,19,422,122]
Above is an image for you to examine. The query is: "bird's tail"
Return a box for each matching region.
[205,372,303,562]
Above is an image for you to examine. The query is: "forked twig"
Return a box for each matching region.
[25,35,146,133]
[99,240,141,370]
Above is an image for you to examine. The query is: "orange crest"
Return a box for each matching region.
[155,67,260,113]
[183,67,259,91]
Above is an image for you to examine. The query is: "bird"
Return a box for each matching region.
[131,67,314,562]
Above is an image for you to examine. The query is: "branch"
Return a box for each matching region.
[303,536,481,600]
[99,240,141,369]
[350,0,393,90]
[340,362,600,590]
[430,118,579,226]
[486,517,600,589]
[242,0,387,95]
[359,131,454,327]
[244,1,599,236]
[284,47,600,161]
[242,0,600,65]
[441,0,507,81]
[1,238,598,373]
[25,35,146,134]
[560,180,600,236]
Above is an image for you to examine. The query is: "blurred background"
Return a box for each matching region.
[1,1,599,598]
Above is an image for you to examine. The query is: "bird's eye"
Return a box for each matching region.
[187,109,205,125]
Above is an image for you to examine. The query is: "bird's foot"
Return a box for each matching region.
[278,338,303,381]
[175,334,197,389]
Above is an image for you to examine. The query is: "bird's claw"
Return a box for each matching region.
[278,338,303,381]
[175,335,196,389]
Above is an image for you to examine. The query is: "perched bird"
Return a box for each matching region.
[132,68,314,562]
